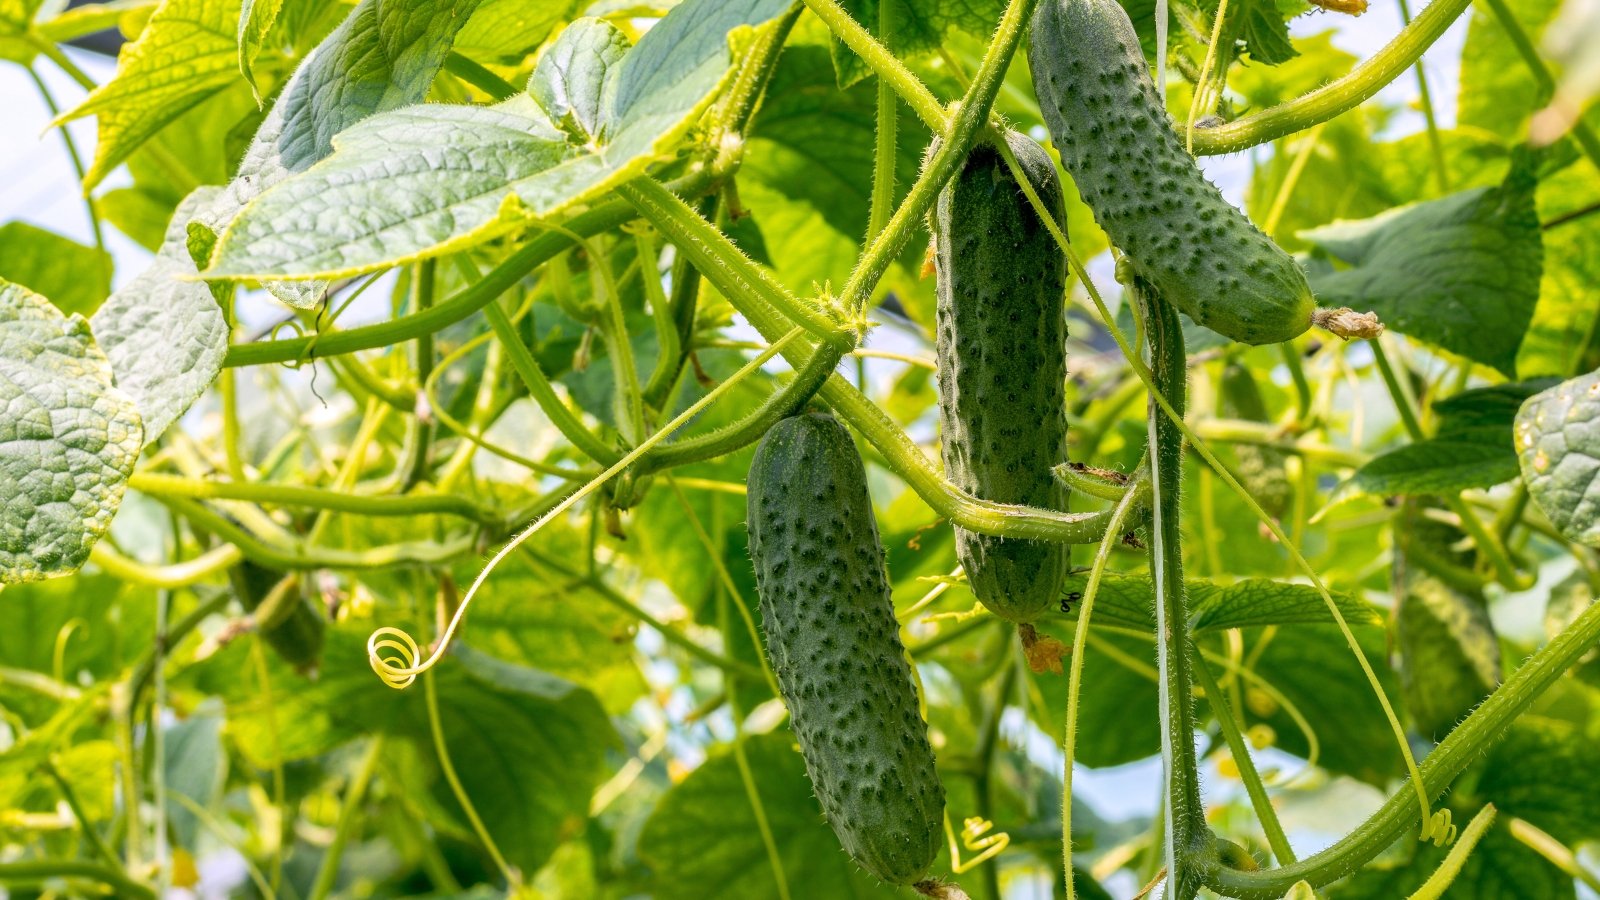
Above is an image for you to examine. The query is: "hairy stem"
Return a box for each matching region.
[1187,0,1472,154]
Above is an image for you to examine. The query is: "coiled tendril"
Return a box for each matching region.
[945,815,1009,873]
[1421,807,1457,848]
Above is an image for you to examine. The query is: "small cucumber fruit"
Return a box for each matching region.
[1029,0,1315,345]
[228,561,325,673]
[746,413,944,885]
[934,130,1071,624]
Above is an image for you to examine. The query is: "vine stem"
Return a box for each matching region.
[1062,486,1145,900]
[1141,285,1208,900]
[864,0,898,245]
[1207,590,1600,895]
[1395,0,1451,193]
[0,861,156,900]
[799,0,947,130]
[128,472,501,525]
[620,176,1115,544]
[1187,0,1472,154]
[1190,655,1297,865]
[837,0,1038,317]
[307,736,388,900]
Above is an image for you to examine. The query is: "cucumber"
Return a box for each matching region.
[934,130,1070,624]
[1029,0,1316,345]
[1218,362,1292,519]
[227,561,325,673]
[746,413,944,885]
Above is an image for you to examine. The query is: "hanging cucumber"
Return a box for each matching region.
[228,561,325,673]
[1029,0,1316,345]
[746,413,945,886]
[934,130,1071,624]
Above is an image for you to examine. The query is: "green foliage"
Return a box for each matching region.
[5,0,1600,897]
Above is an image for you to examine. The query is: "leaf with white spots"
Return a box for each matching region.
[0,279,142,584]
[1516,369,1600,545]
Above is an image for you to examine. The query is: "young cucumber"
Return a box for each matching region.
[746,413,944,885]
[1029,0,1315,345]
[935,131,1071,624]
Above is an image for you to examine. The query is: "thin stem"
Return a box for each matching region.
[0,862,156,900]
[443,52,518,100]
[1062,487,1145,900]
[1407,804,1497,900]
[865,0,898,244]
[42,760,122,868]
[1508,817,1600,894]
[307,736,388,900]
[1191,656,1297,865]
[1187,0,1473,154]
[129,472,501,525]
[425,671,518,886]
[159,496,474,570]
[592,241,647,445]
[1142,286,1208,898]
[26,66,107,284]
[398,259,438,490]
[32,36,96,91]
[838,0,1038,315]
[89,543,241,587]
[224,171,717,368]
[1207,593,1600,896]
[799,0,947,130]
[1479,0,1600,174]
[482,299,619,464]
[1395,0,1451,193]
[636,230,682,409]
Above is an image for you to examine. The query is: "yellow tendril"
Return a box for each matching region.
[368,328,806,688]
[945,814,1010,873]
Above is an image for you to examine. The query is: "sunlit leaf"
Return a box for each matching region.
[0,279,141,584]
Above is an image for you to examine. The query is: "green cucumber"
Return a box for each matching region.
[934,130,1071,624]
[227,561,325,673]
[1029,0,1315,345]
[1218,362,1292,519]
[746,413,944,885]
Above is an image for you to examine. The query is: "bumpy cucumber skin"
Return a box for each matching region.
[935,131,1070,624]
[746,413,943,885]
[1029,0,1315,345]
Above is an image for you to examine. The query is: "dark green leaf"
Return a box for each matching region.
[637,731,905,899]
[0,222,112,318]
[1304,157,1543,376]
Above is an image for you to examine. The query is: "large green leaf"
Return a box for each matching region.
[1056,573,1379,632]
[0,222,112,318]
[453,0,579,60]
[637,731,904,899]
[55,0,240,189]
[205,0,792,281]
[1515,368,1600,545]
[1303,158,1543,376]
[277,0,481,170]
[0,279,142,584]
[193,628,617,874]
[90,187,229,444]
[1519,164,1600,377]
